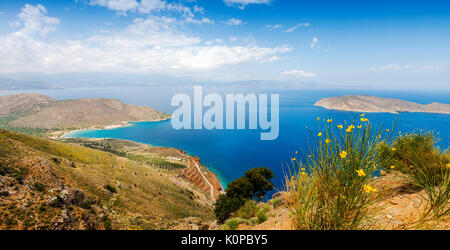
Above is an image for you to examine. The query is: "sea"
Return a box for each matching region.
[2,87,449,191]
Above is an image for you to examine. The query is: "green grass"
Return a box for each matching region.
[0,116,54,137]
[376,132,450,218]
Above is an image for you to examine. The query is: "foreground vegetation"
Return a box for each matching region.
[283,115,449,230]
[215,115,449,230]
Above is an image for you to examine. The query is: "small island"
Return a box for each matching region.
[315,95,450,114]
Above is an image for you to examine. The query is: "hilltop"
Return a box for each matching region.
[315,95,450,114]
[0,93,169,131]
[0,129,216,230]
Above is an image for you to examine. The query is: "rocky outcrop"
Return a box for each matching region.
[315,95,450,114]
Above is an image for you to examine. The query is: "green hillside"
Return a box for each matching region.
[0,129,213,230]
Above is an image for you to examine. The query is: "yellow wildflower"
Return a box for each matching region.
[363,185,377,194]
[380,170,387,176]
[291,158,296,161]
[327,119,333,123]
[361,118,369,122]
[337,124,343,129]
[346,125,355,133]
[390,165,396,169]
[318,132,323,137]
[317,117,320,121]
[386,129,390,132]
[340,151,348,159]
[356,169,366,177]
[391,148,396,151]
[295,151,298,155]
[447,163,450,168]
[357,125,362,129]
[325,139,331,144]
[361,113,366,117]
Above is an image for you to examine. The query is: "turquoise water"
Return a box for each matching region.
[52,87,450,191]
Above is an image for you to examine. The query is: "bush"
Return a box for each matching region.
[286,115,384,230]
[33,182,46,192]
[377,132,450,218]
[272,198,281,207]
[256,209,267,224]
[104,184,117,193]
[235,200,259,220]
[222,218,249,230]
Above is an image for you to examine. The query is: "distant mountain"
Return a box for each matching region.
[0,93,169,129]
[315,95,450,114]
[0,78,55,90]
[0,93,55,116]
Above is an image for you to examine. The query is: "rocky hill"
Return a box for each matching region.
[0,93,169,130]
[315,95,450,114]
[0,93,54,117]
[0,129,214,230]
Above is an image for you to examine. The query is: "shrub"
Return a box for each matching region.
[272,198,281,207]
[377,132,450,218]
[33,182,46,192]
[256,209,267,224]
[104,184,117,193]
[235,200,259,220]
[223,218,248,230]
[286,115,384,230]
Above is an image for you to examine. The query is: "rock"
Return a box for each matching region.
[61,188,85,206]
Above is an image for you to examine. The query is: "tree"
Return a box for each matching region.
[244,167,275,201]
[214,194,246,224]
[213,167,275,223]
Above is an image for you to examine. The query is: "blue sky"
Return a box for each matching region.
[0,0,449,89]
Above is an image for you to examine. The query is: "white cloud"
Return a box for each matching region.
[264,24,282,30]
[310,37,319,49]
[417,64,447,72]
[88,0,215,25]
[223,18,246,26]
[370,63,411,72]
[16,4,60,36]
[89,0,139,13]
[0,4,293,75]
[370,63,447,72]
[283,22,310,33]
[223,0,271,9]
[88,0,203,21]
[281,69,317,78]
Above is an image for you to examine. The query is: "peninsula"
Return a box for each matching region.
[315,95,450,114]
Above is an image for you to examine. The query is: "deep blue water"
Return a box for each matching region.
[3,87,449,191]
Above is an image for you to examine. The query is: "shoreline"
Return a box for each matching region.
[60,117,171,138]
[59,121,226,197]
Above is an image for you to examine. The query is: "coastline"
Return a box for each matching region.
[60,117,171,138]
[59,120,226,198]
